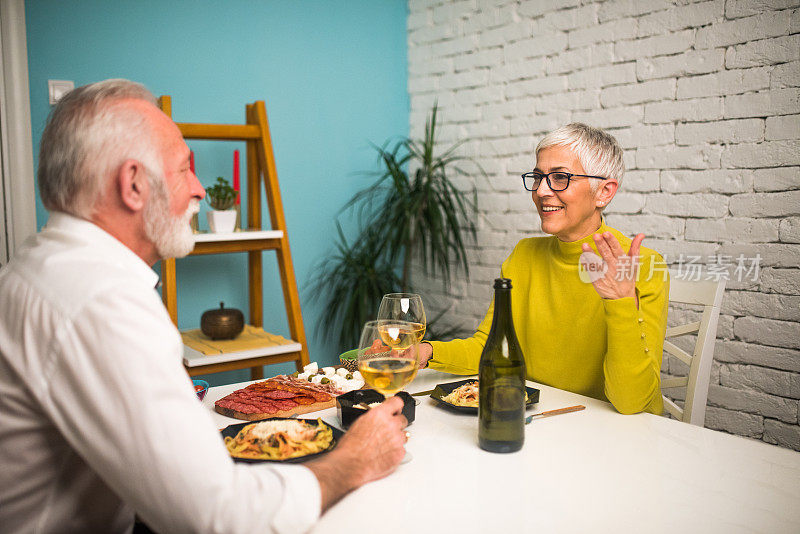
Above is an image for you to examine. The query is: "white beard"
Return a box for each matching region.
[144,177,199,259]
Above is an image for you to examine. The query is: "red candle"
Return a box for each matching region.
[233,149,240,205]
[189,151,195,174]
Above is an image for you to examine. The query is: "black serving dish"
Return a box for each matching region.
[336,389,415,429]
[220,417,344,464]
[430,379,540,414]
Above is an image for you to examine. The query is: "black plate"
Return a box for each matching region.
[220,417,344,464]
[430,379,540,414]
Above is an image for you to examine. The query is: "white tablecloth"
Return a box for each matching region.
[205,369,800,534]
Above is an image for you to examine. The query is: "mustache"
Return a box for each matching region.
[184,199,200,218]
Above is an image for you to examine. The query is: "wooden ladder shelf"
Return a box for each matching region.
[158,95,310,379]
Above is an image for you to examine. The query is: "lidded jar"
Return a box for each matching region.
[200,302,244,340]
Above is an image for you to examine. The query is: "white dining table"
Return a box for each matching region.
[205,369,800,534]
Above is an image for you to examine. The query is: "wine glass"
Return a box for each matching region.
[357,320,421,397]
[377,293,426,344]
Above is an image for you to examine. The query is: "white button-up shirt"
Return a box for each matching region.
[0,213,321,533]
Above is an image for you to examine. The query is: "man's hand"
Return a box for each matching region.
[306,396,408,512]
[581,232,644,303]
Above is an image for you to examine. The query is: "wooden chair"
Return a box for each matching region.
[661,276,726,426]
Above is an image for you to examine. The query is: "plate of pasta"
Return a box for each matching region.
[430,379,539,414]
[220,417,344,463]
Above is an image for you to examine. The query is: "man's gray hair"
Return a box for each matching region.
[38,79,161,218]
[536,123,625,190]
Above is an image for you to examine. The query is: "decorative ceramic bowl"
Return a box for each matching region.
[338,349,358,372]
[201,302,244,340]
[193,379,209,401]
[336,389,415,429]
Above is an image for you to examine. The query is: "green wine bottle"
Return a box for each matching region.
[478,278,526,453]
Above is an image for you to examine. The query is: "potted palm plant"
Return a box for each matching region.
[309,104,481,352]
[206,177,236,233]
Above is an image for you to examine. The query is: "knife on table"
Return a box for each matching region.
[525,405,585,424]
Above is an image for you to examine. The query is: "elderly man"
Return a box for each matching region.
[0,79,407,533]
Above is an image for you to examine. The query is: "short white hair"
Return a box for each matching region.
[38,79,162,218]
[536,123,625,190]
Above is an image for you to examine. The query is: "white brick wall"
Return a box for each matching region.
[407,0,800,450]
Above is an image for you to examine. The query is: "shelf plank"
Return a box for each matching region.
[177,123,262,140]
[184,352,302,377]
[193,230,283,242]
[181,325,302,369]
[183,340,302,368]
[188,231,284,255]
[189,240,280,255]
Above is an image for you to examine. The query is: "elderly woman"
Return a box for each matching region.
[418,123,668,415]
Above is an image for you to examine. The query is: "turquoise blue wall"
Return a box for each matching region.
[25,0,408,385]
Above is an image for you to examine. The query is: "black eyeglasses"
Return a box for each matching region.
[522,171,607,192]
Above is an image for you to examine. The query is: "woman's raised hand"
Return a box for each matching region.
[581,232,645,303]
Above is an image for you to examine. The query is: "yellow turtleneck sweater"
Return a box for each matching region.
[428,221,669,415]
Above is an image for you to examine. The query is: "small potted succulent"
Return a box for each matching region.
[206,177,237,233]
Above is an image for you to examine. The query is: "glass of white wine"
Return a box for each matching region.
[377,293,426,344]
[357,320,421,397]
